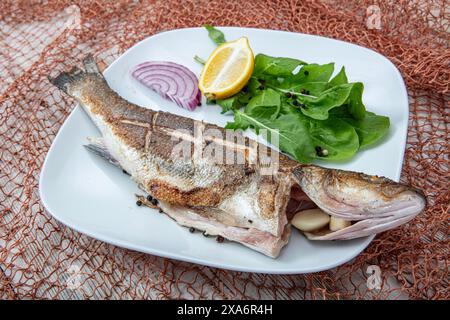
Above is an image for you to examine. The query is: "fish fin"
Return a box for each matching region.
[83,54,101,74]
[47,72,71,93]
[84,137,121,168]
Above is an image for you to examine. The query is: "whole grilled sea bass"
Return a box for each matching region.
[48,55,426,258]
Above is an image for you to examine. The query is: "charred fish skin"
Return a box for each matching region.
[48,55,293,242]
[292,165,426,240]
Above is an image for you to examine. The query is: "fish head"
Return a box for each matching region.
[292,165,426,240]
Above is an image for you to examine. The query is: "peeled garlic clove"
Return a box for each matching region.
[292,208,330,232]
[329,216,352,231]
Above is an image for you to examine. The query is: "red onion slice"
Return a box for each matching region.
[130,61,201,111]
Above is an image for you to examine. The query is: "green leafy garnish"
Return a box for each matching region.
[331,109,390,148]
[204,25,226,45]
[193,55,206,65]
[226,110,316,163]
[329,66,348,86]
[216,91,250,114]
[308,117,359,160]
[202,26,390,163]
[293,63,335,83]
[253,54,307,78]
[244,89,281,120]
[295,82,365,120]
[226,98,360,162]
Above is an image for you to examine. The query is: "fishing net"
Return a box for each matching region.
[0,0,448,300]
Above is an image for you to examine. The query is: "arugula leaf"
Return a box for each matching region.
[272,113,317,163]
[331,109,390,148]
[296,82,365,120]
[245,77,262,95]
[226,109,316,163]
[309,117,359,160]
[204,25,226,45]
[227,89,281,130]
[329,66,348,86]
[216,78,265,113]
[293,63,335,83]
[279,101,298,115]
[217,96,240,114]
[281,104,359,160]
[227,102,360,163]
[266,63,336,97]
[253,54,307,78]
[216,91,250,114]
[244,89,281,120]
[346,82,366,120]
[225,110,251,130]
[277,80,329,97]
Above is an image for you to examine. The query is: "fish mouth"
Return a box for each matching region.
[303,194,426,241]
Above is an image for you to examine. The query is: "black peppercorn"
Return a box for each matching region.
[244,166,255,176]
[136,200,142,206]
[292,100,299,106]
[304,70,309,76]
[285,92,292,98]
[216,236,224,243]
[146,195,153,202]
[151,198,158,206]
[315,146,329,157]
[189,227,195,233]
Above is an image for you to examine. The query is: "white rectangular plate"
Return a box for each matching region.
[40,27,408,274]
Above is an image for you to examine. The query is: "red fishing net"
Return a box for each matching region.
[0,0,448,299]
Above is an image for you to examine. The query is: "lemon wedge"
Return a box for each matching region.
[198,37,254,100]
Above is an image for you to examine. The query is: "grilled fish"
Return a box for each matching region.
[48,55,426,258]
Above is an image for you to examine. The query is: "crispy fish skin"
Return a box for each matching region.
[49,55,426,257]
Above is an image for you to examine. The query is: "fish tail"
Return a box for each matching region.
[82,54,101,74]
[48,54,102,93]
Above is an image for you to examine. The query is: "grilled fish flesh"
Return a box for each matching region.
[48,55,426,258]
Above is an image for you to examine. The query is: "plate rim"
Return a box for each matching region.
[39,27,409,274]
